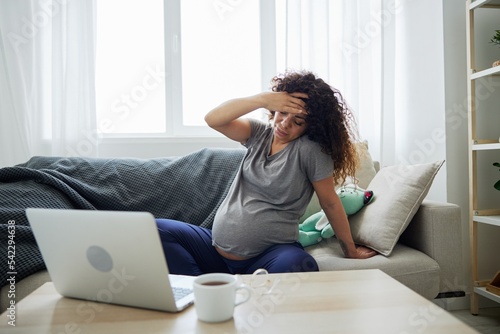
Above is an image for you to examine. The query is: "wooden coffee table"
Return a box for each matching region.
[1,269,477,333]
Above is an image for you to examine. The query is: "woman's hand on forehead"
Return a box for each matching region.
[263,92,309,114]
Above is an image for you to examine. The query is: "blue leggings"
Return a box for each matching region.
[156,219,319,275]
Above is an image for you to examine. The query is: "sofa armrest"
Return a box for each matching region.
[399,200,464,294]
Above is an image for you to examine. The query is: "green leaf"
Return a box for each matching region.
[491,30,500,47]
[494,163,500,191]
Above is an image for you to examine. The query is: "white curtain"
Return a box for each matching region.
[0,0,448,202]
[276,0,447,180]
[0,0,97,168]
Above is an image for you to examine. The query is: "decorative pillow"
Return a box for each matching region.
[348,160,444,256]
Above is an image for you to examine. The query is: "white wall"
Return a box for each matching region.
[442,0,470,310]
[98,136,240,159]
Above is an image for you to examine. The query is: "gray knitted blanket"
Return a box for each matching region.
[0,148,246,287]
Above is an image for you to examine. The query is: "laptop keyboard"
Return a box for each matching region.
[172,286,192,301]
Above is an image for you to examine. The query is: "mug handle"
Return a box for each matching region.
[234,283,252,306]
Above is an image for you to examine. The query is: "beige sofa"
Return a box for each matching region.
[0,146,464,311]
[305,200,463,300]
[299,145,464,300]
[0,201,463,311]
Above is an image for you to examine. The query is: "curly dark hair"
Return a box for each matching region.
[269,71,359,185]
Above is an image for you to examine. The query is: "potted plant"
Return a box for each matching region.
[494,162,500,191]
[491,30,500,67]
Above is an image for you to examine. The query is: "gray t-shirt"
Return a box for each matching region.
[211,119,334,258]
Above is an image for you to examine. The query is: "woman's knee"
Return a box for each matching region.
[156,218,208,242]
[257,243,319,273]
[286,251,319,272]
[156,219,184,241]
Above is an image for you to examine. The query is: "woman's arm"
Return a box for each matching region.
[204,92,307,143]
[312,176,377,259]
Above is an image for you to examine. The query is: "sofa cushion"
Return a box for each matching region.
[306,239,440,299]
[348,160,444,256]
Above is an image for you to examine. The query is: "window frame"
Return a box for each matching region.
[98,0,276,139]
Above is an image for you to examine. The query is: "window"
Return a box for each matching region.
[96,0,271,136]
[95,0,166,134]
[179,0,261,127]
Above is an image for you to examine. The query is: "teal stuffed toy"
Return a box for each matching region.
[298,184,374,247]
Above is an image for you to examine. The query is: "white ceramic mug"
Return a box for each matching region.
[193,273,251,323]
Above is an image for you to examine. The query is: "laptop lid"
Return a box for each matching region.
[26,208,194,312]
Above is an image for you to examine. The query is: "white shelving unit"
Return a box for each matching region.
[474,286,500,304]
[466,0,500,315]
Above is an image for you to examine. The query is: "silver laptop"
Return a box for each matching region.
[26,208,195,312]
